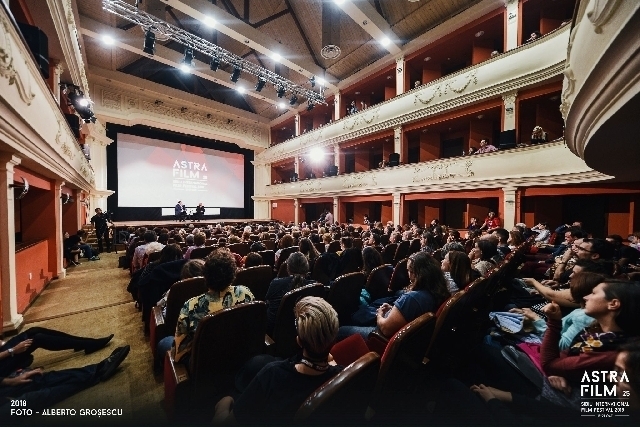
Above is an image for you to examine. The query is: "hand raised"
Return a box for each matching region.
[542,301,562,320]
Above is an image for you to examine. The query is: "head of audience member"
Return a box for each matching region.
[583,280,640,336]
[141,230,156,244]
[158,233,169,245]
[447,230,460,243]
[340,237,353,251]
[480,139,489,147]
[606,234,624,248]
[569,271,607,307]
[421,232,437,250]
[203,249,237,292]
[440,241,465,258]
[508,230,524,247]
[295,297,339,361]
[575,238,613,261]
[492,228,509,245]
[443,251,475,288]
[616,339,640,411]
[180,258,205,279]
[487,211,496,219]
[218,237,227,247]
[193,233,206,247]
[158,244,183,264]
[407,252,450,304]
[537,222,548,230]
[299,238,319,260]
[469,217,478,226]
[476,239,499,262]
[362,246,383,276]
[250,242,266,253]
[185,234,195,246]
[286,252,310,289]
[389,232,401,244]
[243,252,263,269]
[570,259,614,278]
[367,233,381,248]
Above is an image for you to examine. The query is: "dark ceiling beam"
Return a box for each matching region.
[253,8,289,28]
[373,0,385,20]
[220,0,242,21]
[165,6,185,30]
[282,0,322,68]
[118,22,137,31]
[244,0,250,21]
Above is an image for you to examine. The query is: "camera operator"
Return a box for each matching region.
[90,208,112,253]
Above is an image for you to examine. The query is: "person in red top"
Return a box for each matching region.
[479,211,501,232]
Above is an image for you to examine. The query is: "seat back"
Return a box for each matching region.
[189,301,267,398]
[327,241,341,254]
[338,248,363,276]
[393,241,411,265]
[277,262,289,278]
[228,243,250,257]
[272,283,327,358]
[352,238,363,250]
[310,253,340,286]
[381,243,397,265]
[189,246,216,259]
[409,239,421,255]
[164,277,208,338]
[327,272,366,324]
[233,265,273,301]
[365,264,393,301]
[295,352,381,424]
[380,235,390,246]
[148,251,162,263]
[274,246,299,272]
[313,242,326,254]
[261,240,276,250]
[258,250,275,268]
[388,258,409,292]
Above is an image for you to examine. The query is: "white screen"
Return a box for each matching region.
[117,134,245,208]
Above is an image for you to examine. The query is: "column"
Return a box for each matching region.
[392,193,402,226]
[53,62,64,104]
[334,144,343,175]
[294,114,301,137]
[294,156,300,180]
[254,199,270,220]
[393,126,405,163]
[334,91,342,121]
[502,186,518,230]
[294,198,299,225]
[333,196,339,224]
[53,180,66,279]
[502,91,518,131]
[0,154,23,332]
[504,0,520,50]
[395,56,406,95]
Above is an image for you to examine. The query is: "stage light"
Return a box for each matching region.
[78,98,89,107]
[289,94,298,105]
[277,86,286,98]
[102,35,114,45]
[179,63,190,73]
[270,52,281,62]
[317,77,325,86]
[230,66,242,83]
[255,77,266,92]
[310,76,316,88]
[209,56,220,71]
[334,0,345,4]
[279,102,286,109]
[204,16,216,27]
[237,86,246,94]
[306,102,314,112]
[143,30,155,56]
[380,37,391,47]
[182,47,194,69]
[309,147,324,161]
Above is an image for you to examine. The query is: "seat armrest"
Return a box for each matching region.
[366,330,389,355]
[167,350,190,386]
[152,306,165,327]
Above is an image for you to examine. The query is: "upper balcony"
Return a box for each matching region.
[0,2,95,189]
[259,140,610,200]
[257,23,571,165]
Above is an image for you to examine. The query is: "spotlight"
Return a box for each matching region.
[143,30,155,56]
[270,52,281,62]
[276,86,286,98]
[102,35,114,45]
[380,37,391,47]
[209,56,220,71]
[316,77,325,86]
[179,63,191,73]
[182,47,194,69]
[278,102,285,109]
[78,98,89,107]
[255,77,266,92]
[289,94,298,105]
[306,102,314,112]
[203,16,216,27]
[237,86,246,94]
[230,66,241,83]
[310,76,316,88]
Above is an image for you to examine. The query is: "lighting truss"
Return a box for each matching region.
[102,0,326,106]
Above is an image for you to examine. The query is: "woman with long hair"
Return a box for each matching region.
[298,237,320,267]
[362,246,384,279]
[441,250,477,293]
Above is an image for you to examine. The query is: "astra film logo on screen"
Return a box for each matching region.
[172,159,208,193]
[580,369,631,418]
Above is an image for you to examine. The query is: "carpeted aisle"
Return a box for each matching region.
[14,253,168,426]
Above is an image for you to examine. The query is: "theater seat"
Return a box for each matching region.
[233,265,273,301]
[326,272,366,325]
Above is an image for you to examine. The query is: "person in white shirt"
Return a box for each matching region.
[474,139,498,154]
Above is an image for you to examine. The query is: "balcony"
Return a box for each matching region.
[259,141,610,199]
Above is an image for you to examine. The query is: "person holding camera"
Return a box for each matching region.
[90,208,111,253]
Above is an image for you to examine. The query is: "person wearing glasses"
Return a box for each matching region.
[212,297,343,424]
[553,238,613,282]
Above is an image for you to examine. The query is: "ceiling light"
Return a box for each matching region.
[230,66,242,82]
[237,86,246,94]
[78,98,89,107]
[209,56,220,71]
[279,102,286,109]
[289,94,298,105]
[309,147,324,160]
[143,30,155,56]
[204,16,216,27]
[475,31,485,38]
[380,37,391,47]
[316,77,325,86]
[255,77,266,92]
[334,0,345,4]
[277,86,286,98]
[424,56,431,62]
[179,63,191,73]
[102,35,114,45]
[270,52,281,62]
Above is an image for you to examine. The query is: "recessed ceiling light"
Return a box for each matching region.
[380,37,391,47]
[424,56,431,62]
[386,75,392,80]
[475,31,485,38]
[355,91,360,95]
[316,77,325,86]
[271,52,281,62]
[102,35,114,45]
[279,102,286,109]
[237,87,246,94]
[179,63,191,73]
[204,17,216,27]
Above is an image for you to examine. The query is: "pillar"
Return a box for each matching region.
[294,114,301,137]
[333,196,339,224]
[505,0,520,51]
[294,156,300,177]
[334,91,342,121]
[53,180,65,279]
[0,154,23,332]
[502,186,518,230]
[53,62,64,104]
[334,144,343,175]
[254,199,270,220]
[396,56,406,95]
[394,126,406,163]
[294,198,299,225]
[502,91,518,131]
[392,192,402,226]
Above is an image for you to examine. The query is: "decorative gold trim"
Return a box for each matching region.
[0,15,35,105]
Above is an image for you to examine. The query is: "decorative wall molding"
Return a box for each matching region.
[0,14,35,105]
[586,0,623,33]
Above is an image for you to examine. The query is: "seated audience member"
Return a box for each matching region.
[442,251,478,294]
[264,253,315,335]
[492,228,512,257]
[213,297,342,425]
[469,239,500,276]
[530,125,548,144]
[420,232,439,255]
[184,232,206,260]
[249,241,266,253]
[607,234,640,273]
[156,258,206,316]
[362,246,384,280]
[242,252,263,269]
[479,211,501,232]
[474,139,498,154]
[468,217,480,233]
[0,328,113,377]
[614,339,640,416]
[299,237,320,267]
[525,31,542,43]
[159,249,254,365]
[0,346,130,413]
[554,221,583,236]
[531,222,551,243]
[472,280,640,410]
[507,230,524,250]
[338,252,449,340]
[68,230,99,262]
[63,231,81,266]
[275,234,294,264]
[132,230,157,272]
[553,237,613,282]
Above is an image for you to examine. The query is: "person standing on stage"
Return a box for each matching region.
[175,201,186,222]
[195,203,205,222]
[90,208,111,253]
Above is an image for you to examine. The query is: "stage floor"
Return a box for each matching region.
[111,219,271,228]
